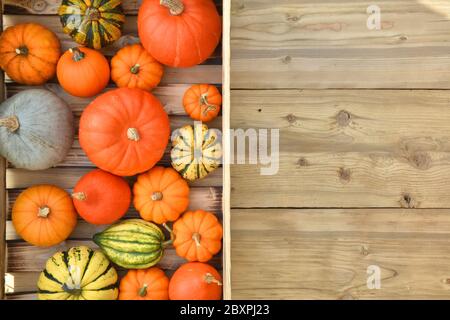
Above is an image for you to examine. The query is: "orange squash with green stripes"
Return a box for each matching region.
[58,0,125,50]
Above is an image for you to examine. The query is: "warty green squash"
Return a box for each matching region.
[58,0,125,49]
[0,89,74,170]
[171,124,222,180]
[93,219,171,269]
[37,246,118,300]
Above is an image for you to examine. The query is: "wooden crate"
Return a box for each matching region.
[0,0,231,299]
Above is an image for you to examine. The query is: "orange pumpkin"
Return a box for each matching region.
[79,88,170,176]
[133,166,190,224]
[169,262,222,300]
[57,47,110,97]
[119,268,169,300]
[72,169,131,225]
[0,23,60,85]
[12,185,77,247]
[138,0,222,67]
[111,44,164,91]
[183,84,221,122]
[173,210,222,262]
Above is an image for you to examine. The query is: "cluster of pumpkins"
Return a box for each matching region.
[0,0,225,300]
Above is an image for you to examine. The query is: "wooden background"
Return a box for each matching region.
[1,0,228,299]
[230,0,450,299]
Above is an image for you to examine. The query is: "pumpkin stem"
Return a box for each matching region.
[0,116,20,133]
[160,0,184,15]
[192,232,201,247]
[151,191,163,201]
[200,93,218,116]
[15,46,28,56]
[204,273,222,286]
[62,283,82,296]
[72,192,87,201]
[38,206,50,218]
[127,128,140,141]
[162,222,175,245]
[69,47,86,62]
[162,222,173,234]
[138,283,148,297]
[130,64,140,74]
[162,239,173,247]
[86,7,101,20]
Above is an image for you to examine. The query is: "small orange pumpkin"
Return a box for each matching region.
[169,262,222,300]
[111,44,164,91]
[72,169,131,225]
[183,84,221,122]
[173,210,222,262]
[0,23,61,85]
[119,268,169,300]
[12,185,77,247]
[57,47,110,97]
[133,166,190,224]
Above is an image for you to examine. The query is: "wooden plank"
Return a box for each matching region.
[0,3,6,300]
[6,167,223,189]
[231,208,450,300]
[231,89,450,208]
[2,15,222,66]
[6,187,222,221]
[221,0,232,301]
[6,240,222,273]
[3,0,223,15]
[231,0,450,89]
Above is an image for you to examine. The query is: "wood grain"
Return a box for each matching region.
[231,0,450,89]
[6,187,222,220]
[231,89,450,208]
[231,208,450,300]
[3,0,223,15]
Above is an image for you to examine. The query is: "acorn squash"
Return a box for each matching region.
[37,246,118,300]
[58,0,125,49]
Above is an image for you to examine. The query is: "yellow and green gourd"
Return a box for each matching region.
[171,124,222,181]
[58,0,125,50]
[93,219,170,269]
[37,246,118,300]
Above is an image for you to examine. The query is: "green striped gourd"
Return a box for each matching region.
[37,246,118,300]
[58,0,125,50]
[93,219,170,269]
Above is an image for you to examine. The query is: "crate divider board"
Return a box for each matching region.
[0,0,231,300]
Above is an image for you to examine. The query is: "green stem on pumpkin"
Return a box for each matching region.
[70,47,86,62]
[138,284,148,297]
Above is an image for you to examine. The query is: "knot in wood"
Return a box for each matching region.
[297,157,308,167]
[338,167,351,183]
[285,113,298,125]
[282,55,292,64]
[400,193,417,208]
[336,110,351,127]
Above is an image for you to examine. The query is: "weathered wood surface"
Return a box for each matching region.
[230,0,450,89]
[6,187,222,220]
[231,208,450,300]
[3,0,223,15]
[231,89,450,208]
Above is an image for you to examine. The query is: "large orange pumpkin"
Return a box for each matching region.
[173,210,222,262]
[133,166,190,224]
[183,84,221,122]
[79,88,170,176]
[169,262,222,300]
[138,0,222,67]
[0,23,61,85]
[119,268,169,300]
[12,185,77,247]
[57,47,110,97]
[111,44,164,91]
[72,169,131,225]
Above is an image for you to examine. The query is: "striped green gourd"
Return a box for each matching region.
[93,219,171,269]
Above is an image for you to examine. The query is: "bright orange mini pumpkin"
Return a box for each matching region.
[138,0,222,67]
[173,210,222,262]
[133,166,190,224]
[169,262,222,300]
[79,88,170,176]
[12,185,77,247]
[57,47,110,97]
[111,44,164,91]
[183,84,221,122]
[72,169,131,225]
[119,268,169,300]
[0,23,61,85]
